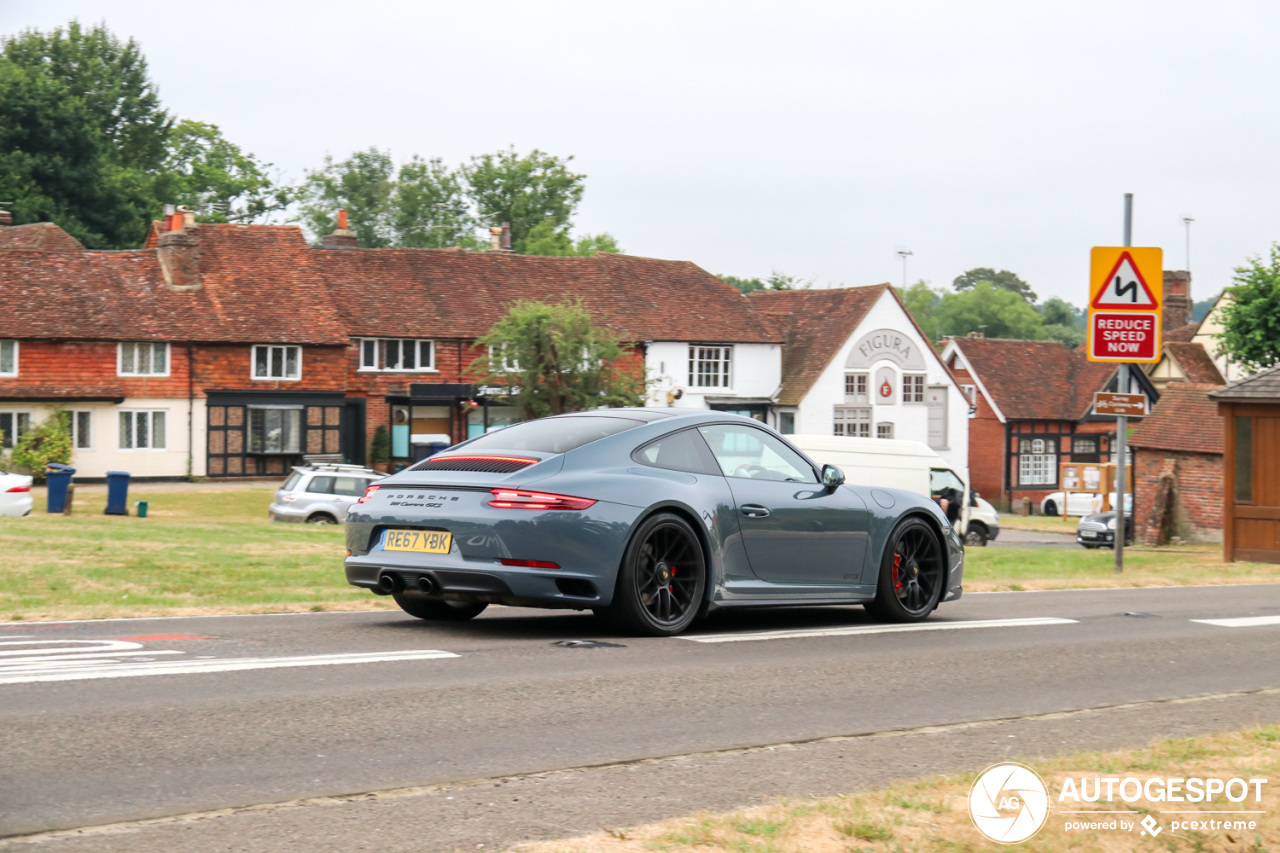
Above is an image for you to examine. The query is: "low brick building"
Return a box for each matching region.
[1129,382,1224,544]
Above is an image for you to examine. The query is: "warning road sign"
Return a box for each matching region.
[1090,247,1162,311]
[1089,311,1160,362]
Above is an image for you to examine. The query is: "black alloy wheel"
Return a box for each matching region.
[605,512,706,636]
[866,517,945,622]
[392,588,488,621]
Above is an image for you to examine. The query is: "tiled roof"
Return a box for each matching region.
[1165,322,1199,343]
[0,224,348,345]
[0,223,85,252]
[951,338,1116,421]
[1130,382,1223,455]
[1210,362,1280,401]
[0,384,125,401]
[748,285,889,406]
[1164,342,1225,385]
[312,248,780,344]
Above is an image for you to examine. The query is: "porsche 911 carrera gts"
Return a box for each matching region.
[344,409,963,636]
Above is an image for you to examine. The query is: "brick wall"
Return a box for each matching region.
[194,343,348,394]
[947,363,1006,501]
[1133,448,1223,544]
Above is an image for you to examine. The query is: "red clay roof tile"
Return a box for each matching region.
[1129,382,1224,455]
[1163,342,1226,385]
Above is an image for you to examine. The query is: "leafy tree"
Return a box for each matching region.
[12,412,72,482]
[935,281,1046,340]
[297,147,397,247]
[1037,297,1084,347]
[467,300,644,419]
[522,220,622,256]
[718,271,808,293]
[900,280,944,340]
[1193,292,1221,324]
[1219,243,1280,372]
[393,155,477,249]
[156,120,291,223]
[953,267,1037,302]
[462,148,585,254]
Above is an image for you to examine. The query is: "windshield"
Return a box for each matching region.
[929,468,965,494]
[458,416,643,454]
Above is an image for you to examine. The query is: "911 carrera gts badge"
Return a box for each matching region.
[389,501,443,508]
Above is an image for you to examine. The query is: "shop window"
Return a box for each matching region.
[1072,437,1097,455]
[688,345,732,388]
[119,342,169,376]
[834,406,871,438]
[252,345,301,380]
[248,407,301,454]
[1018,438,1056,485]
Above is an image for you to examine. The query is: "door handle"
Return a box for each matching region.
[740,504,771,518]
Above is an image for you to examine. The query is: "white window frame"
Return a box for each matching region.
[877,422,894,439]
[961,384,976,404]
[844,372,869,403]
[833,406,871,438]
[0,410,32,449]
[357,338,436,373]
[251,345,302,381]
[689,345,733,389]
[71,410,92,450]
[488,345,521,373]
[903,373,926,403]
[1018,438,1057,486]
[118,341,170,377]
[0,340,16,377]
[119,410,167,451]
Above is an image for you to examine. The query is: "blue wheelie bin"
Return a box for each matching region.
[105,471,131,516]
[45,463,75,514]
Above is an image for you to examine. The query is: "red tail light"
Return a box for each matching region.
[6,485,30,493]
[356,484,381,504]
[499,558,561,569]
[488,489,596,511]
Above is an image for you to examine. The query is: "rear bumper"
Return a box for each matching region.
[345,556,608,609]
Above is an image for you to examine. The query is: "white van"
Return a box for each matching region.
[788,434,1000,546]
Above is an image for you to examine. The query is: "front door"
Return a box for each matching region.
[696,423,869,586]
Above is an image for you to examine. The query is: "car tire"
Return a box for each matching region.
[392,589,488,621]
[865,517,945,623]
[604,512,706,637]
[306,513,338,525]
[1043,500,1059,517]
[963,523,988,547]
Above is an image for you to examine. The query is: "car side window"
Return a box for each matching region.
[696,424,818,483]
[305,476,334,494]
[633,428,721,475]
[332,476,367,497]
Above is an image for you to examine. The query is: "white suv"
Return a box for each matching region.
[269,463,384,525]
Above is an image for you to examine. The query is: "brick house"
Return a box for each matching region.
[1129,382,1224,544]
[938,336,1158,509]
[0,213,353,479]
[1145,341,1226,392]
[749,285,970,472]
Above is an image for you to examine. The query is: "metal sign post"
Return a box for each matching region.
[1114,194,1133,575]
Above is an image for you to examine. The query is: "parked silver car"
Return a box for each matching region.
[269,463,385,525]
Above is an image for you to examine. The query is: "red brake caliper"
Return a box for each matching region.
[892,553,904,591]
[669,566,676,593]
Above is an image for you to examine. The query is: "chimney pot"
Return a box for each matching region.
[489,226,503,252]
[321,209,359,249]
[500,222,512,252]
[337,209,349,231]
[0,210,11,228]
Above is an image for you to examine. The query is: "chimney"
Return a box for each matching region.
[321,208,359,249]
[500,221,512,251]
[1163,270,1192,332]
[0,209,11,228]
[488,222,513,252]
[157,217,201,291]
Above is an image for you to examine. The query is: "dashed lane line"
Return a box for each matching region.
[1191,615,1280,628]
[679,616,1078,643]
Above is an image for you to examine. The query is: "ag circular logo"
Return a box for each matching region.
[968,762,1050,844]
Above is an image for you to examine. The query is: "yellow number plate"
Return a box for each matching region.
[381,529,452,554]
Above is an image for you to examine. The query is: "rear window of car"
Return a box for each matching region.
[305,476,334,494]
[459,416,643,454]
[282,472,301,491]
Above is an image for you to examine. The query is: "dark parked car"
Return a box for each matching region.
[344,409,964,636]
[1076,510,1135,548]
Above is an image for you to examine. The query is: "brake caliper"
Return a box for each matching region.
[892,552,904,591]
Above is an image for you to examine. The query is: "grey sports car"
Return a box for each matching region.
[344,409,964,636]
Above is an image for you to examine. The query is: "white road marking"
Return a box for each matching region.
[0,642,459,685]
[679,616,1078,643]
[1191,615,1280,628]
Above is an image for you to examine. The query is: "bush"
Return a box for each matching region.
[370,423,391,464]
[13,412,73,482]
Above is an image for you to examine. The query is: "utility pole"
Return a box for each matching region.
[1115,194,1133,574]
[896,248,913,289]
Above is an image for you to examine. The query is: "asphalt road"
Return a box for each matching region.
[2,585,1279,851]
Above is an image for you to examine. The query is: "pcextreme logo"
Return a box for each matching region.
[969,763,1050,844]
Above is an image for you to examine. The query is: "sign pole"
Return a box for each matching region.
[1114,193,1133,574]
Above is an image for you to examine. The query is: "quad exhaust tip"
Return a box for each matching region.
[376,573,403,594]
[416,574,437,594]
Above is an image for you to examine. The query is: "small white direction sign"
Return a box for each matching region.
[1091,252,1158,309]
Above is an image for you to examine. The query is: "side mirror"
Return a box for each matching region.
[821,464,845,491]
[969,490,979,507]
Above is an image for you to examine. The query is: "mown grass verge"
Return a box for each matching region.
[512,727,1280,853]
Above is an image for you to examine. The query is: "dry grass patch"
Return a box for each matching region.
[512,727,1279,853]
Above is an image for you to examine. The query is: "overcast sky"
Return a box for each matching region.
[4,1,1278,306]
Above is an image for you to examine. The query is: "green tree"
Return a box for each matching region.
[718,270,808,293]
[467,300,644,419]
[156,120,291,223]
[522,219,622,256]
[12,412,72,482]
[1037,296,1085,346]
[297,147,397,247]
[900,280,944,340]
[935,281,1046,340]
[1219,243,1280,372]
[953,267,1037,302]
[392,155,477,249]
[463,148,586,254]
